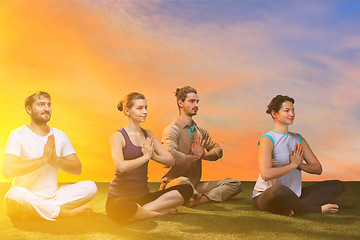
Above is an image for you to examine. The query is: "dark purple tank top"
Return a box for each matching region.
[108,128,149,199]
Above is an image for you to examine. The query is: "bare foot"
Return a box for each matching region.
[59,205,92,218]
[185,197,195,207]
[185,195,211,208]
[130,205,160,221]
[157,208,178,215]
[280,209,294,216]
[289,209,294,216]
[169,208,178,214]
[74,205,93,216]
[321,204,339,213]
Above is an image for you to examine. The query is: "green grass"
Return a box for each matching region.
[0,182,359,240]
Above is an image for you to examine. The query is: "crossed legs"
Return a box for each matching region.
[253,180,344,216]
[161,176,241,207]
[5,181,98,221]
[130,190,184,221]
[106,184,193,222]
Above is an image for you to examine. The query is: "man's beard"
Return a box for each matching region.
[186,111,197,117]
[32,112,51,125]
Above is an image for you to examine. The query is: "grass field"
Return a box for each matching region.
[0,181,359,240]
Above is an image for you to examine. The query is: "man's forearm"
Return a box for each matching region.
[185,154,201,164]
[53,155,82,175]
[3,154,49,178]
[202,149,221,161]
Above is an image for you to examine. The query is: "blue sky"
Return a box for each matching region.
[1,0,359,181]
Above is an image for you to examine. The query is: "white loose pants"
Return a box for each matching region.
[4,181,97,221]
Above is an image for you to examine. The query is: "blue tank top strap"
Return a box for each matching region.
[259,133,275,146]
[296,133,302,143]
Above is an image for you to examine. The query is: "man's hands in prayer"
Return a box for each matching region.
[43,135,56,164]
[191,135,205,161]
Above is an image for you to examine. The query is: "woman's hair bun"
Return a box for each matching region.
[117,101,124,111]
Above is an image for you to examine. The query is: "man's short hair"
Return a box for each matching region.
[175,86,197,109]
[25,91,51,108]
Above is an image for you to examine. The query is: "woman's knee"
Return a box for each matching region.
[270,184,293,199]
[106,196,138,222]
[176,184,194,202]
[330,180,345,195]
[176,177,192,185]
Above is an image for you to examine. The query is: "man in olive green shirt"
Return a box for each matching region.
[160,86,241,206]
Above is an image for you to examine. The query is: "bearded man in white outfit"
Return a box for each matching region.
[3,91,97,221]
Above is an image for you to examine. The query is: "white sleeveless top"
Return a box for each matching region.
[252,130,303,198]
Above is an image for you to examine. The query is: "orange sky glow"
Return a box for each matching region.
[1,1,359,182]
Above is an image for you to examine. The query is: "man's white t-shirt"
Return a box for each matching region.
[5,125,76,196]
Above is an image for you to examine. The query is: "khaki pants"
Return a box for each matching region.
[160,177,241,202]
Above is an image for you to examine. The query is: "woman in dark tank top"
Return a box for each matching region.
[106,92,193,222]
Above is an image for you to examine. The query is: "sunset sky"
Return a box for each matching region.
[0,0,359,182]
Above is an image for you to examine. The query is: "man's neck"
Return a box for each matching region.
[178,112,193,126]
[27,121,50,136]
